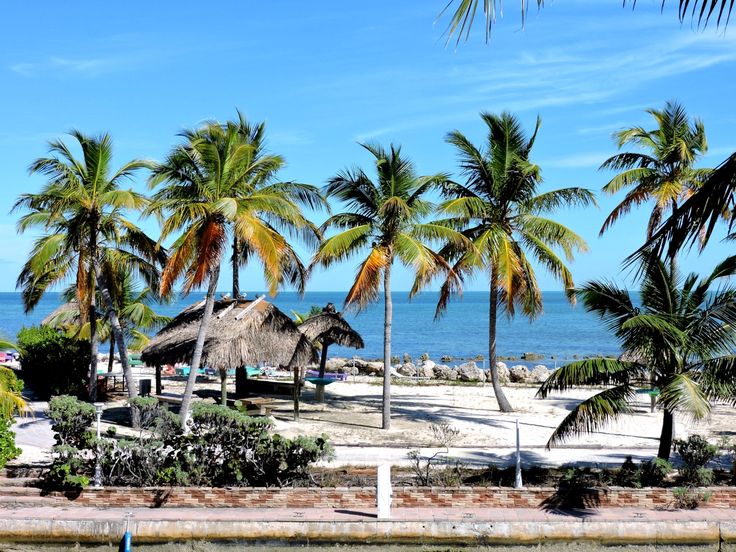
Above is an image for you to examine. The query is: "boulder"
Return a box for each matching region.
[418,362,435,378]
[495,361,510,384]
[530,365,551,383]
[363,361,384,376]
[433,364,453,380]
[509,364,531,383]
[457,361,486,382]
[325,357,348,371]
[397,362,417,377]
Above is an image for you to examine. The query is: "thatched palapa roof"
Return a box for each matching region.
[298,304,364,349]
[141,296,317,369]
[41,301,82,327]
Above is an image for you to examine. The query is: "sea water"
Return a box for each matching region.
[0,291,620,367]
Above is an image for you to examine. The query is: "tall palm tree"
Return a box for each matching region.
[631,151,736,264]
[14,132,162,401]
[313,143,462,429]
[599,101,710,246]
[149,118,320,422]
[537,255,736,460]
[441,1,733,44]
[435,112,595,412]
[229,113,322,299]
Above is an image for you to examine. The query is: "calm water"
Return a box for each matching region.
[0,291,620,367]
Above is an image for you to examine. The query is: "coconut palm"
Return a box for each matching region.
[149,118,320,422]
[313,143,462,429]
[435,112,595,412]
[632,151,736,263]
[537,254,736,460]
[599,101,711,245]
[441,1,733,44]
[14,131,162,401]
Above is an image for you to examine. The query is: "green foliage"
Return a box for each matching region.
[615,456,672,488]
[48,395,95,449]
[0,367,23,395]
[558,466,613,490]
[44,444,90,491]
[0,418,21,470]
[17,326,91,400]
[42,396,332,490]
[676,435,718,486]
[0,366,26,419]
[672,486,712,510]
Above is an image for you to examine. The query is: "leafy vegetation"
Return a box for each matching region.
[44,396,331,489]
[17,326,91,400]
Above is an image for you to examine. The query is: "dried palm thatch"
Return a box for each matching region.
[141,297,316,370]
[41,301,82,327]
[298,309,364,349]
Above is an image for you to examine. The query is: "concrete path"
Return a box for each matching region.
[0,505,734,544]
[12,401,53,465]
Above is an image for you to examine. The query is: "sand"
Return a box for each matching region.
[141,368,735,451]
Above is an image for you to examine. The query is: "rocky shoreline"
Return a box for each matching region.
[321,357,553,384]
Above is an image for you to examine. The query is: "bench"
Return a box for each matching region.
[153,394,183,410]
[238,397,275,416]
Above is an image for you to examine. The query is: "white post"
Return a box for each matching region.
[94,403,104,439]
[514,418,523,489]
[93,403,104,488]
[376,463,392,520]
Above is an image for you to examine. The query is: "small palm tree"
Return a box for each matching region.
[600,101,711,242]
[149,117,320,421]
[14,132,162,401]
[537,255,736,460]
[313,143,461,430]
[436,112,595,412]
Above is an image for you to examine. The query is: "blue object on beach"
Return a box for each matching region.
[121,531,132,552]
[305,377,337,386]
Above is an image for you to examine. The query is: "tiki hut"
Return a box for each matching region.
[141,296,317,418]
[41,301,82,327]
[298,303,364,402]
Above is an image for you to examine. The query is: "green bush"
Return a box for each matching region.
[676,435,718,486]
[615,456,671,488]
[672,486,712,509]
[48,395,95,449]
[0,366,23,395]
[17,326,91,400]
[0,418,21,470]
[43,396,332,489]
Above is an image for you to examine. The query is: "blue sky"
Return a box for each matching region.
[1,1,735,294]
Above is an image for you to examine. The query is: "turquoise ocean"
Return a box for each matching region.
[0,291,620,368]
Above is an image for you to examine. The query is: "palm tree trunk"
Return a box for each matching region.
[220,370,228,406]
[97,272,138,400]
[87,227,99,402]
[382,262,392,430]
[489,266,514,412]
[293,364,300,421]
[179,264,221,425]
[107,339,114,372]
[316,338,329,403]
[657,409,675,460]
[232,236,240,298]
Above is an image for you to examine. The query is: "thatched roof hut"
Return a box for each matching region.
[41,301,82,327]
[298,304,364,350]
[141,296,316,370]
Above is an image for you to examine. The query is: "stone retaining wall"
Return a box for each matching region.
[55,486,736,509]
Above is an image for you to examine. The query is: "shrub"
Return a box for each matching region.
[672,487,712,510]
[0,418,21,469]
[0,366,26,418]
[48,395,95,449]
[0,367,23,395]
[16,326,91,400]
[614,456,671,488]
[676,435,718,486]
[44,444,90,491]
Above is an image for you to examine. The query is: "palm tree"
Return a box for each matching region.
[149,118,320,422]
[14,131,161,401]
[537,255,736,460]
[631,151,736,263]
[228,113,323,299]
[435,112,595,412]
[599,101,710,246]
[313,143,461,429]
[441,1,733,44]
